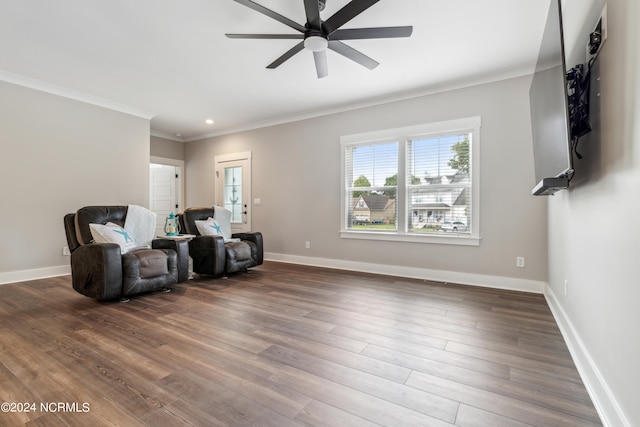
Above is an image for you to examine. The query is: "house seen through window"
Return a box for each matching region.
[341,117,480,245]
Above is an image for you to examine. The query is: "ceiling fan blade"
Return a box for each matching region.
[330,26,413,40]
[267,42,305,69]
[231,0,306,33]
[226,33,304,40]
[303,0,322,30]
[313,50,329,79]
[328,40,379,70]
[322,0,380,36]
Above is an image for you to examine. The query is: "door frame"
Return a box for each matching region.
[214,151,252,232]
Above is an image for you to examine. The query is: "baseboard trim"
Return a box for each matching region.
[264,252,546,294]
[545,286,630,427]
[0,265,70,285]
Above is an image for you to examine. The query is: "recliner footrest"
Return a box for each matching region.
[225,241,256,273]
[122,249,178,295]
[225,241,252,261]
[127,249,169,278]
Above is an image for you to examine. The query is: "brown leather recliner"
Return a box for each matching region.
[64,206,189,301]
[179,207,263,277]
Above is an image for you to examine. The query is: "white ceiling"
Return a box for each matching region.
[0,0,550,141]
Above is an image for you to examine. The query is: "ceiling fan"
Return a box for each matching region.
[226,0,413,78]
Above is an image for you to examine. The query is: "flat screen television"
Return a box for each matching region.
[529,0,572,195]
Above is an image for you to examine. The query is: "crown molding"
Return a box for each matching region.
[150,129,185,142]
[0,69,155,120]
[184,65,534,142]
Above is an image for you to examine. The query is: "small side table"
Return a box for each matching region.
[158,234,196,240]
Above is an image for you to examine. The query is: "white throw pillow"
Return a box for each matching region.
[124,204,156,248]
[195,217,224,237]
[213,206,233,240]
[89,222,138,253]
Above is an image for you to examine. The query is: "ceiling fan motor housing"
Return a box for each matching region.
[304,30,328,51]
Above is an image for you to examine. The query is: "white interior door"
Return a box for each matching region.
[215,152,251,233]
[150,164,179,236]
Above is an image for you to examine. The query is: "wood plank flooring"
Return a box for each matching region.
[0,261,601,426]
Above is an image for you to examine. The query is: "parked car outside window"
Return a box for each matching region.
[440,221,467,232]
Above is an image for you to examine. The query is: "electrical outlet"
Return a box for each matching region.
[516,256,525,268]
[305,241,310,249]
[62,246,71,256]
[564,280,568,296]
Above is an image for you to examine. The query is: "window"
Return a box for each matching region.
[223,166,243,222]
[344,141,398,229]
[341,117,480,245]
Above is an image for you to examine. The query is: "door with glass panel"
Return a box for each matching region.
[215,153,251,233]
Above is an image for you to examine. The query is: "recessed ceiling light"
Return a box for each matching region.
[205,119,214,125]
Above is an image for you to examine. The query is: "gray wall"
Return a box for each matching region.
[185,75,548,288]
[151,135,184,160]
[0,81,151,280]
[546,0,639,425]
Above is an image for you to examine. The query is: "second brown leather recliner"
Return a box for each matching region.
[179,206,263,277]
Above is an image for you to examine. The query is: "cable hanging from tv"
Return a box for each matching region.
[566,64,590,161]
[566,24,604,163]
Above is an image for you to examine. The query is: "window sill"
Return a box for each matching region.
[340,230,481,246]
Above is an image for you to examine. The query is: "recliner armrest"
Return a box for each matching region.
[188,235,226,276]
[70,243,123,300]
[152,238,189,282]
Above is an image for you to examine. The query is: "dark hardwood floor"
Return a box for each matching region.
[0,261,601,426]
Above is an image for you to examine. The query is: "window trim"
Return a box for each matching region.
[340,117,481,246]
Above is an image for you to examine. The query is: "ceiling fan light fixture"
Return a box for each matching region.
[304,35,328,52]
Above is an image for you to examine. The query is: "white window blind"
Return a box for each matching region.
[406,133,471,235]
[344,141,398,231]
[341,117,480,245]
